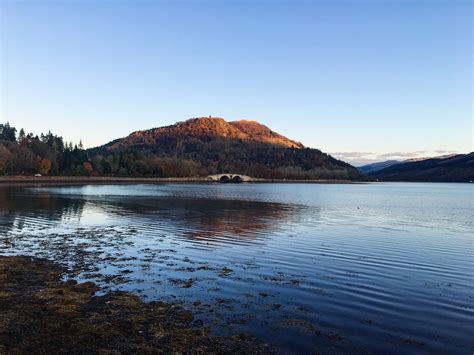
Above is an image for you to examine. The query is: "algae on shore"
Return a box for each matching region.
[0,255,270,354]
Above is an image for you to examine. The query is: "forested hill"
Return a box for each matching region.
[1,118,364,180]
[88,117,364,180]
[369,153,474,182]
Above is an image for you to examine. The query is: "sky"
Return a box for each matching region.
[1,0,472,166]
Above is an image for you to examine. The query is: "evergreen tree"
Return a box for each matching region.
[18,128,26,142]
[0,122,17,141]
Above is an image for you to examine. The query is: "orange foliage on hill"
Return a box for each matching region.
[109,117,303,151]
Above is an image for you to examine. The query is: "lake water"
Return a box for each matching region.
[0,183,472,353]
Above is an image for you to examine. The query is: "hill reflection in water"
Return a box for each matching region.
[0,186,310,247]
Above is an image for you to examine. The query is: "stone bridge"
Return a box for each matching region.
[207,174,254,183]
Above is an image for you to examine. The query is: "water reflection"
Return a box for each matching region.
[102,197,305,243]
[0,188,85,229]
[0,187,309,246]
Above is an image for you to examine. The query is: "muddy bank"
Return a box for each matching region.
[0,255,270,354]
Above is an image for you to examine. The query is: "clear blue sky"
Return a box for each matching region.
[1,0,472,165]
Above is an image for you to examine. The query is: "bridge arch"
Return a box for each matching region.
[219,175,230,183]
[208,173,253,183]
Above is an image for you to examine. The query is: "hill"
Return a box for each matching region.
[369,153,474,182]
[358,154,459,174]
[88,117,364,180]
[358,160,401,174]
[103,117,304,151]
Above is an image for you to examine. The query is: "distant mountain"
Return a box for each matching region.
[358,160,401,174]
[358,154,459,174]
[369,153,474,182]
[403,153,458,163]
[88,117,364,180]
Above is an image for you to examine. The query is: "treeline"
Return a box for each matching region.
[0,122,90,176]
[1,122,363,180]
[89,153,203,177]
[89,137,364,180]
[0,122,204,177]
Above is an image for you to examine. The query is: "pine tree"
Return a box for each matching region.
[18,128,26,142]
[0,122,17,141]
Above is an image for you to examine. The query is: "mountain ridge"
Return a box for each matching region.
[369,153,474,182]
[358,154,460,174]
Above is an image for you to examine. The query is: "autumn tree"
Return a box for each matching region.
[0,122,90,176]
[0,145,12,173]
[83,162,93,175]
[38,158,52,175]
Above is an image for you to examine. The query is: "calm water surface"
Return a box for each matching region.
[0,183,472,353]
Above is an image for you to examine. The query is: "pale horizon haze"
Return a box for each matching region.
[1,0,472,166]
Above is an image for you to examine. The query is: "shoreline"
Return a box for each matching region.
[0,176,469,186]
[0,176,362,186]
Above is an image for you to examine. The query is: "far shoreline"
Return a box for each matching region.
[0,176,470,186]
[0,175,364,186]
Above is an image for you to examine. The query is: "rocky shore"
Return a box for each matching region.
[0,255,270,354]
